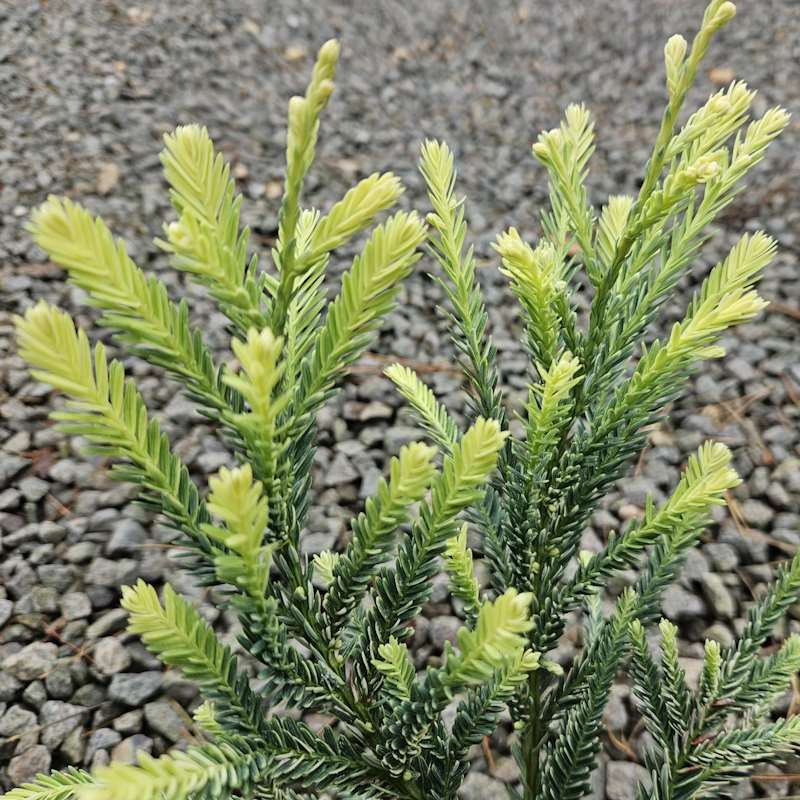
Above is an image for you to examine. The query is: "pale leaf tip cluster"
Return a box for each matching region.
[311,550,340,586]
[446,588,539,687]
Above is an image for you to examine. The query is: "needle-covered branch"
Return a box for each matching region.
[9,5,799,800]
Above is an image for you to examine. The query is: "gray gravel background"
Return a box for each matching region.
[1,1,799,797]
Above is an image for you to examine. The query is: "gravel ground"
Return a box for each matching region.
[1,1,799,797]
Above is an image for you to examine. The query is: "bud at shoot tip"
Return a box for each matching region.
[319,39,341,66]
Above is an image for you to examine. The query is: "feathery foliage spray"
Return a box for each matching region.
[5,2,798,799]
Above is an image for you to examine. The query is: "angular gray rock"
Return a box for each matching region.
[22,681,47,709]
[112,709,143,734]
[0,704,37,737]
[45,664,75,700]
[323,452,359,487]
[85,609,128,639]
[105,519,147,557]
[661,585,706,622]
[605,684,630,732]
[84,728,122,764]
[3,641,57,681]
[85,557,138,588]
[19,476,50,502]
[7,745,51,786]
[0,457,29,486]
[740,498,775,528]
[700,573,736,620]
[60,592,92,620]
[0,598,12,628]
[0,673,22,702]
[39,701,87,749]
[93,637,132,676]
[144,699,186,743]
[37,521,66,543]
[36,565,76,592]
[108,672,162,706]
[31,586,59,613]
[704,542,739,571]
[429,616,461,650]
[59,725,86,764]
[112,733,154,765]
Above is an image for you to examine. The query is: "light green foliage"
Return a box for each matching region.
[159,125,267,335]
[351,417,508,693]
[385,363,459,451]
[122,580,265,736]
[375,589,540,777]
[531,103,596,282]
[311,550,340,586]
[407,2,795,798]
[524,351,582,465]
[444,524,481,622]
[568,442,740,612]
[494,230,565,368]
[222,328,289,515]
[292,210,426,445]
[203,465,276,600]
[305,171,404,265]
[27,197,235,422]
[420,139,504,423]
[193,701,223,737]
[280,171,404,386]
[595,194,633,270]
[372,636,416,701]
[1,769,94,800]
[6,4,799,800]
[445,589,540,687]
[77,742,269,800]
[271,39,339,334]
[14,303,216,570]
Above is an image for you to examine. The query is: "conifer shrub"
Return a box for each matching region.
[5,2,798,799]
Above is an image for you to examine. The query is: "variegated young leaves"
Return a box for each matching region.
[9,3,799,800]
[203,465,276,600]
[444,589,540,687]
